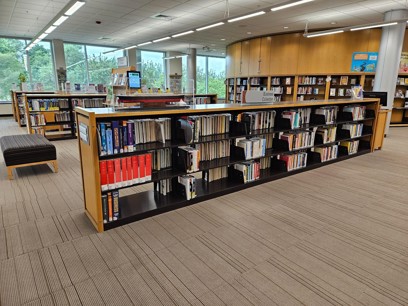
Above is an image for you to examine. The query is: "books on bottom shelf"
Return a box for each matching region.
[152,148,172,170]
[277,152,308,171]
[235,137,266,160]
[236,110,276,132]
[233,161,260,183]
[313,145,338,162]
[278,128,316,151]
[156,179,172,196]
[99,153,152,191]
[31,127,45,135]
[195,140,230,161]
[102,191,119,223]
[203,166,228,182]
[30,114,46,126]
[342,105,366,120]
[178,175,197,200]
[340,140,359,155]
[314,106,338,124]
[281,108,311,129]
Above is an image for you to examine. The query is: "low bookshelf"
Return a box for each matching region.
[24,93,107,140]
[76,98,380,232]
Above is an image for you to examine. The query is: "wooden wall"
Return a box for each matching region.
[226,29,387,77]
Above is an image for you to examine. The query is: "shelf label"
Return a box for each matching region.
[79,122,89,144]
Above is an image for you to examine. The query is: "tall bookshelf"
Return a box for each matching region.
[296,75,327,101]
[111,66,136,96]
[391,75,408,125]
[24,93,107,140]
[235,77,248,103]
[248,77,269,91]
[227,78,235,103]
[76,98,380,232]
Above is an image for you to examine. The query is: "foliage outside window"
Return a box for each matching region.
[140,50,166,90]
[196,56,207,94]
[194,55,226,98]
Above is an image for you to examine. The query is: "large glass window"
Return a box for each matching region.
[140,50,166,90]
[196,56,207,94]
[28,41,55,91]
[208,57,226,98]
[64,43,87,85]
[86,45,118,85]
[0,38,28,100]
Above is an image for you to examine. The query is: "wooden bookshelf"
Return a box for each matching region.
[24,93,107,140]
[328,74,363,100]
[11,90,55,126]
[111,66,136,96]
[76,98,380,232]
[296,75,328,101]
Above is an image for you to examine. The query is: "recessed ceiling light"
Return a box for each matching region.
[330,21,337,25]
[220,38,226,41]
[247,31,252,35]
[283,26,289,29]
[221,52,225,55]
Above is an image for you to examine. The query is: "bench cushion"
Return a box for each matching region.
[0,134,56,166]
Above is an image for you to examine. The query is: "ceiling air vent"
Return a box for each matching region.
[151,14,173,20]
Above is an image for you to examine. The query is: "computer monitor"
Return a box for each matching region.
[127,71,141,89]
[363,91,387,107]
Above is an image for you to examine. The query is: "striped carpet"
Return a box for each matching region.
[0,117,407,305]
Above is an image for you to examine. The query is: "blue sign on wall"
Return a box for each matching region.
[351,52,378,72]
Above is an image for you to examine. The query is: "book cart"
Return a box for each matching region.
[24,93,107,140]
[76,98,380,232]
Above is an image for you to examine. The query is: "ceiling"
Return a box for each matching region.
[1,0,408,56]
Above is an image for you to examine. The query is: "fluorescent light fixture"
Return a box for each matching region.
[228,11,265,23]
[33,38,41,44]
[172,30,194,38]
[196,22,224,31]
[137,41,152,46]
[163,56,176,60]
[125,45,136,50]
[65,1,85,16]
[306,30,344,38]
[350,22,397,31]
[38,33,48,40]
[45,25,57,34]
[271,0,314,11]
[176,55,188,58]
[153,37,171,42]
[54,15,68,26]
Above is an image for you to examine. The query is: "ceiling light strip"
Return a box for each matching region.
[196,22,224,31]
[65,1,85,16]
[172,30,194,38]
[350,22,398,31]
[228,11,265,23]
[306,30,344,38]
[137,41,152,46]
[271,0,314,12]
[153,37,171,43]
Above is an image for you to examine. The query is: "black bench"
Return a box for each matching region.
[0,134,58,179]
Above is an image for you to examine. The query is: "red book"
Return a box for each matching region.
[99,161,108,191]
[132,156,139,184]
[121,158,128,186]
[107,160,115,190]
[126,157,133,185]
[114,158,122,188]
[145,153,152,181]
[138,154,146,182]
[107,192,113,222]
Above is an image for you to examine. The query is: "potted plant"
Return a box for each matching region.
[18,72,28,91]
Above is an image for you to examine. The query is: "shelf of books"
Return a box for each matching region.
[227,78,235,103]
[248,77,269,91]
[235,78,248,103]
[296,75,327,101]
[11,90,55,127]
[111,66,136,96]
[391,75,408,125]
[24,93,107,140]
[76,98,380,232]
[328,75,362,100]
[270,76,295,102]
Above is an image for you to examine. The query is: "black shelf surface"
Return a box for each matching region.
[314,133,372,148]
[104,148,371,230]
[336,117,375,125]
[45,134,76,141]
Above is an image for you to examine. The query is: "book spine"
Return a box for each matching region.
[99,160,108,191]
[106,128,113,155]
[127,121,134,152]
[138,154,146,182]
[112,121,120,154]
[145,153,152,181]
[112,190,120,221]
[114,158,122,188]
[122,122,128,153]
[107,160,115,189]
[126,157,133,184]
[107,192,113,222]
[121,158,128,186]
[118,126,123,153]
[102,195,108,223]
[132,156,139,184]
[100,123,107,155]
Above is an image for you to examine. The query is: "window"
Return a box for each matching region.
[196,56,207,94]
[194,55,226,98]
[0,38,27,100]
[28,41,55,91]
[86,45,118,85]
[140,50,166,90]
[64,43,87,85]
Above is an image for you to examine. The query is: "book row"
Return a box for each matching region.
[312,144,338,162]
[72,98,106,108]
[97,118,171,155]
[329,88,353,97]
[271,77,292,85]
[235,137,267,160]
[297,87,320,95]
[30,99,69,111]
[298,76,325,85]
[278,129,316,151]
[99,153,152,191]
